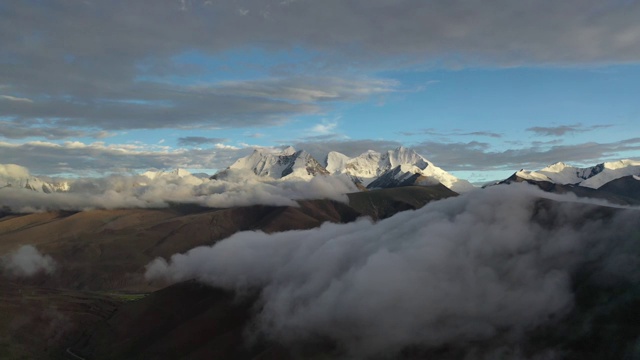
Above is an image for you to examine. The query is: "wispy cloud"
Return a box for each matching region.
[177,136,228,147]
[526,123,614,137]
[401,128,502,138]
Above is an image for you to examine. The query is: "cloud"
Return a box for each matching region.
[0,141,254,176]
[0,120,109,140]
[526,123,614,137]
[0,72,396,135]
[2,1,638,140]
[0,163,31,179]
[0,95,33,103]
[145,184,640,357]
[310,120,338,135]
[401,128,503,138]
[1,245,56,277]
[0,167,358,213]
[177,136,228,147]
[413,137,640,171]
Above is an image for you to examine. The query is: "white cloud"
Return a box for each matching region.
[1,245,56,277]
[0,163,31,179]
[311,119,338,135]
[0,167,358,213]
[0,95,33,103]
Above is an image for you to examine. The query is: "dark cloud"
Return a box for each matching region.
[0,77,393,132]
[526,123,614,137]
[177,137,228,147]
[414,137,640,171]
[0,141,252,176]
[401,128,502,138]
[1,1,638,137]
[0,120,110,140]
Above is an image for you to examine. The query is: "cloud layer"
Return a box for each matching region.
[146,184,640,357]
[0,169,358,213]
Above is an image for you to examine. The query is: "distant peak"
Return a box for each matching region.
[281,146,296,156]
[541,162,570,172]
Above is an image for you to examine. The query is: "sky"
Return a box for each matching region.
[2,0,640,183]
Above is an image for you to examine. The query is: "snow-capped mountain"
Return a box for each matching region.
[219,146,474,192]
[224,146,328,180]
[326,147,475,193]
[0,164,69,193]
[512,159,640,189]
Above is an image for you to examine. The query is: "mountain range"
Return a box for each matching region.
[0,164,69,193]
[217,146,476,193]
[2,153,640,359]
[2,148,640,201]
[496,159,640,204]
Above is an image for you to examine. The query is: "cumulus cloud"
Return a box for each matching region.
[0,163,31,179]
[145,184,640,357]
[1,245,56,277]
[0,168,358,212]
[413,137,640,172]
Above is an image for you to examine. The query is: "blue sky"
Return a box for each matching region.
[2,0,640,183]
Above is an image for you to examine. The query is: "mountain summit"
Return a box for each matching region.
[219,146,474,193]
[325,146,475,192]
[226,147,328,180]
[0,164,69,193]
[512,159,640,188]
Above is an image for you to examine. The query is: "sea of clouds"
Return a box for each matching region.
[146,185,640,358]
[0,165,358,212]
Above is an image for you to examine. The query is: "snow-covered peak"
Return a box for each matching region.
[281,146,296,156]
[323,147,474,192]
[325,151,351,174]
[540,162,569,172]
[226,147,328,180]
[513,159,640,189]
[603,159,640,170]
[581,159,640,188]
[0,164,69,193]
[515,170,553,182]
[386,146,428,169]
